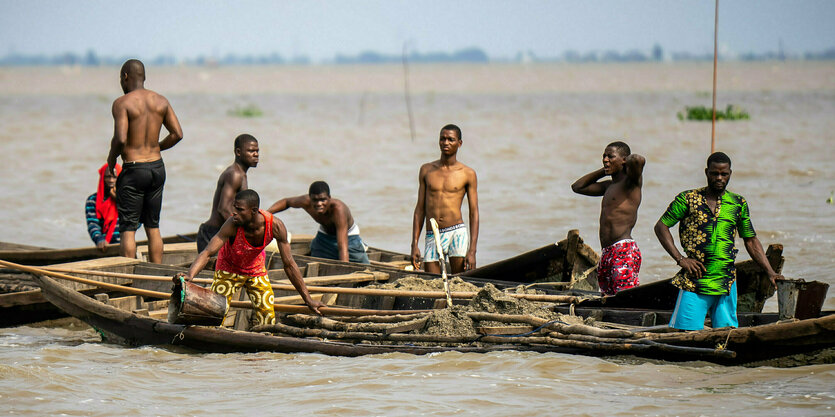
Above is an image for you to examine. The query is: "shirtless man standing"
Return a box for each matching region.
[106,59,183,263]
[411,124,479,274]
[196,134,259,253]
[571,141,645,295]
[268,181,370,264]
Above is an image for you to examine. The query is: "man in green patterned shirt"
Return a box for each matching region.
[654,152,782,330]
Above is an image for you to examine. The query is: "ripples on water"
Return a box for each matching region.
[1,63,834,414]
[1,325,834,416]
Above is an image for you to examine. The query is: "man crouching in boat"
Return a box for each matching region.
[571,141,645,296]
[178,189,324,326]
[654,152,782,330]
[268,181,370,264]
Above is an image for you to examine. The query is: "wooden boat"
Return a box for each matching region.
[579,243,785,314]
[0,233,199,266]
[0,256,214,327]
[28,263,834,365]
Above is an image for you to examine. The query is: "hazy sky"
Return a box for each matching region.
[2,0,834,61]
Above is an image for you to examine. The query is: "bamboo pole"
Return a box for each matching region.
[403,41,416,142]
[41,267,593,303]
[0,260,430,316]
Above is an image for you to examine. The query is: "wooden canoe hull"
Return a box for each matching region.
[31,269,835,365]
[0,233,198,266]
[32,274,556,356]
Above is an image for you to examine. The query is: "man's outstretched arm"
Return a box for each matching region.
[267,195,307,214]
[182,219,236,280]
[273,217,325,315]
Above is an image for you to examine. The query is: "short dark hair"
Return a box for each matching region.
[707,152,732,168]
[606,141,631,157]
[440,124,462,141]
[234,134,258,150]
[235,189,260,208]
[120,59,145,80]
[309,181,330,196]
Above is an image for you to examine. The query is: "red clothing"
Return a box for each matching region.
[216,210,274,276]
[597,239,641,296]
[96,163,121,242]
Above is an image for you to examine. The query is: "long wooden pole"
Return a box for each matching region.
[711,0,719,153]
[403,41,416,142]
[0,260,429,316]
[40,266,590,303]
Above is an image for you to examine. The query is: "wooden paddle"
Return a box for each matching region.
[429,218,453,308]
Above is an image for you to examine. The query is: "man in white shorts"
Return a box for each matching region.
[410,124,479,274]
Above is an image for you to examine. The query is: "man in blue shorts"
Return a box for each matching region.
[654,152,783,330]
[268,181,369,264]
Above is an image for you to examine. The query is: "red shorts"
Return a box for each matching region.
[597,239,641,296]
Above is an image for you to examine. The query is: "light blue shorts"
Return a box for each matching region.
[424,223,468,262]
[669,281,738,330]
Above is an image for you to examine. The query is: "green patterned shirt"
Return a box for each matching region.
[660,187,756,295]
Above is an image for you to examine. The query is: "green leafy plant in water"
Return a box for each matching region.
[677,105,750,121]
[228,104,264,118]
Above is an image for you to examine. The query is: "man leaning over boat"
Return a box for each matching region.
[177,189,324,326]
[268,181,370,264]
[654,152,783,331]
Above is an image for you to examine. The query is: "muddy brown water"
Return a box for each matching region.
[1,63,834,415]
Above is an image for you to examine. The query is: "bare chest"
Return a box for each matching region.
[426,169,467,194]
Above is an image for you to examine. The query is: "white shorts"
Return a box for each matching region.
[424,223,469,262]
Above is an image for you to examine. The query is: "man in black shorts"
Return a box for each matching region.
[196,134,259,252]
[106,59,183,263]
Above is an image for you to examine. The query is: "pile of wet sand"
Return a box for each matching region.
[370,277,587,340]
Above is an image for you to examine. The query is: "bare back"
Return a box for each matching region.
[112,89,174,162]
[599,178,642,247]
[421,160,475,229]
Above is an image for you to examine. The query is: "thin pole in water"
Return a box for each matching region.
[711,0,719,153]
[403,41,416,142]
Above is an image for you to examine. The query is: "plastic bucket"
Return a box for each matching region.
[168,276,228,326]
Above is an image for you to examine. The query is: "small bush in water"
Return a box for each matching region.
[677,105,750,121]
[228,105,264,118]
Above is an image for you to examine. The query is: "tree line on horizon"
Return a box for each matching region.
[2,44,834,67]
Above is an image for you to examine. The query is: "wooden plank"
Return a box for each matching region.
[321,293,339,305]
[477,326,534,335]
[384,317,429,334]
[0,289,47,307]
[272,271,389,286]
[48,256,141,270]
[305,262,320,277]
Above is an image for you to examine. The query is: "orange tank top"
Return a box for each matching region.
[215,209,274,276]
